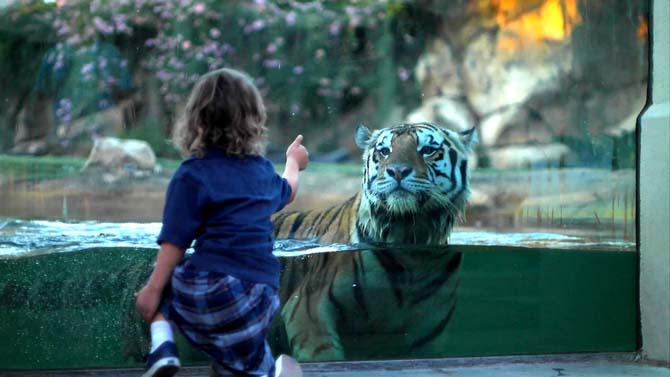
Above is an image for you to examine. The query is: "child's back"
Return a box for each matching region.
[135,68,308,377]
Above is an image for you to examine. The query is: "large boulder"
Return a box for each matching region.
[414,39,463,99]
[487,143,573,169]
[406,97,475,132]
[406,1,647,170]
[83,137,158,175]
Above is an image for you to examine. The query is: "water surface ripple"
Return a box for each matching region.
[0,218,634,258]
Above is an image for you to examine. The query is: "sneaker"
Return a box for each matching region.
[275,354,302,377]
[142,341,180,377]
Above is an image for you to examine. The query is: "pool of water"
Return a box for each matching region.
[0,218,635,258]
[0,217,638,369]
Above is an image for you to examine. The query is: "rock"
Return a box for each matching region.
[82,137,158,174]
[486,143,573,169]
[407,20,644,171]
[11,140,49,155]
[414,39,463,98]
[12,95,55,155]
[479,105,556,147]
[462,31,571,117]
[405,97,475,132]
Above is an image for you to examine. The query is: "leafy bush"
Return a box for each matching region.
[1,0,431,155]
[141,1,425,150]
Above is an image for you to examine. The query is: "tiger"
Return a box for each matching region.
[271,122,477,361]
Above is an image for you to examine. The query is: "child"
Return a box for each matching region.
[135,68,308,377]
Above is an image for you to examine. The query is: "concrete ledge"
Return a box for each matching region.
[1,353,668,376]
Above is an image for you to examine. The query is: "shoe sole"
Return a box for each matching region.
[141,357,180,377]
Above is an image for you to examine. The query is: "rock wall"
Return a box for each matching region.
[407,0,648,169]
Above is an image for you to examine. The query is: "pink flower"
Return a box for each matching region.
[285,11,296,26]
[263,59,282,69]
[193,3,205,14]
[182,40,191,50]
[292,65,304,75]
[210,28,221,38]
[252,19,266,30]
[329,21,341,36]
[81,63,94,75]
[93,16,114,35]
[397,67,410,81]
[57,24,71,36]
[254,0,267,11]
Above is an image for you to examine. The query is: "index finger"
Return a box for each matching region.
[289,135,303,148]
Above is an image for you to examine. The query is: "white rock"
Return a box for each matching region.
[462,32,571,116]
[405,97,475,132]
[83,137,157,172]
[414,39,463,98]
[487,143,572,169]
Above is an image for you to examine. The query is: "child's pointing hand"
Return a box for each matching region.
[286,135,309,171]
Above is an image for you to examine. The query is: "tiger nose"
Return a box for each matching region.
[386,164,413,181]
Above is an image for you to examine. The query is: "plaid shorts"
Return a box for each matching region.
[160,260,280,376]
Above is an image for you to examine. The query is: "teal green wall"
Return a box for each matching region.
[0,247,637,370]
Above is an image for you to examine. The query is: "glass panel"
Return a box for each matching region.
[0,0,646,369]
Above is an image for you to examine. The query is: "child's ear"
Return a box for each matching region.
[355,124,372,150]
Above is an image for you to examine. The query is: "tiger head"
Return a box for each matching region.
[353,122,476,244]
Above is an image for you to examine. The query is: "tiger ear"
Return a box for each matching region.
[355,124,372,150]
[459,127,478,151]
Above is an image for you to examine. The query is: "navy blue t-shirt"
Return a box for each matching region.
[157,148,291,288]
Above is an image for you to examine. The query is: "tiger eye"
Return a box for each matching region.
[420,146,437,156]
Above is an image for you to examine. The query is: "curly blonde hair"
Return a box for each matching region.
[172,68,268,158]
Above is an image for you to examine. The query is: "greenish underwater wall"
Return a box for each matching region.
[0,247,637,370]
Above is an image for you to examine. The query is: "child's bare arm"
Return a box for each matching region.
[135,242,185,321]
[283,134,309,204]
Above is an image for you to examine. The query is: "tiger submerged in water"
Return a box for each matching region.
[272,122,476,361]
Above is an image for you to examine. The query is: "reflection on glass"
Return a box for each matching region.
[0,0,645,249]
[0,0,645,368]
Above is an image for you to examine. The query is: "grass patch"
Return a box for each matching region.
[0,154,85,181]
[0,154,362,183]
[274,161,362,176]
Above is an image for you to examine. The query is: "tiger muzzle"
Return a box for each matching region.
[386,164,413,182]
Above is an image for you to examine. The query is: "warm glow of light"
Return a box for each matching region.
[501,0,579,40]
[484,0,582,53]
[637,15,649,41]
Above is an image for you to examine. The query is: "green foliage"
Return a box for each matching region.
[142,0,426,150]
[121,116,180,160]
[1,0,434,155]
